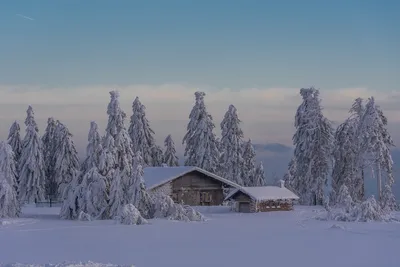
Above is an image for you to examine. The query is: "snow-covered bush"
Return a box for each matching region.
[78,211,91,221]
[152,193,205,222]
[183,205,205,221]
[117,204,148,225]
[318,195,396,223]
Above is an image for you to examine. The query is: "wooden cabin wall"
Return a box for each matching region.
[168,171,226,206]
[256,200,293,212]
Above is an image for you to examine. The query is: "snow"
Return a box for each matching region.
[0,205,399,267]
[226,186,300,201]
[143,166,240,190]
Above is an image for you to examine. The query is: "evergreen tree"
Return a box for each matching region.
[79,167,108,219]
[102,90,134,182]
[59,169,80,220]
[242,139,257,186]
[7,121,22,169]
[163,135,179,166]
[74,121,105,219]
[129,153,154,219]
[108,168,125,218]
[332,98,365,203]
[151,145,164,166]
[0,142,20,218]
[18,106,46,203]
[52,121,80,199]
[283,158,297,192]
[99,90,134,219]
[128,97,158,166]
[81,121,103,173]
[254,161,266,186]
[182,91,219,173]
[291,88,334,205]
[42,117,58,196]
[359,97,395,203]
[220,105,244,185]
[0,141,18,187]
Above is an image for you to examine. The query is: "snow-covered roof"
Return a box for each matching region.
[143,166,241,190]
[225,186,299,201]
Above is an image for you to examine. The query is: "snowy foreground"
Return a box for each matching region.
[1,205,400,267]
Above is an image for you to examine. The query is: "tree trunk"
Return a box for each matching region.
[361,169,365,201]
[377,163,382,201]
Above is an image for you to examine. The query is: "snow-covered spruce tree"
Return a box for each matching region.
[254,161,266,186]
[59,169,80,220]
[72,121,106,219]
[163,134,179,166]
[151,145,164,167]
[81,121,103,173]
[98,90,134,219]
[52,121,80,199]
[183,91,219,173]
[331,98,365,203]
[41,117,58,197]
[128,97,158,166]
[108,168,125,219]
[219,105,244,185]
[128,152,154,219]
[291,88,334,205]
[241,139,257,186]
[18,106,46,204]
[0,142,18,187]
[283,158,297,192]
[7,121,22,169]
[359,97,395,206]
[0,142,20,218]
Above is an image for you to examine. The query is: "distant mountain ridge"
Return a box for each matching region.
[253,143,293,153]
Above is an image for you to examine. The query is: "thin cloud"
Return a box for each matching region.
[16,14,35,21]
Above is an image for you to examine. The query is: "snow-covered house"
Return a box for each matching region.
[225,181,299,213]
[143,166,240,206]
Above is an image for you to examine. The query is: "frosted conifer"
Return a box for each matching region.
[241,139,257,186]
[332,98,365,203]
[81,121,103,173]
[220,105,244,185]
[163,135,179,166]
[0,142,20,218]
[359,97,395,202]
[283,158,297,192]
[18,106,46,203]
[151,145,164,166]
[182,91,219,173]
[128,97,158,166]
[291,88,333,205]
[254,161,266,186]
[7,121,22,169]
[128,153,154,219]
[42,117,58,196]
[0,142,18,188]
[108,168,125,219]
[59,169,80,220]
[52,121,80,199]
[81,167,108,219]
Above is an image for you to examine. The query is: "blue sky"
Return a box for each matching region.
[1,0,399,90]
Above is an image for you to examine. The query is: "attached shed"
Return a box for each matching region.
[143,166,240,206]
[225,184,299,213]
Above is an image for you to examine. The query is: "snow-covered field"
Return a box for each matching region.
[1,205,400,267]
